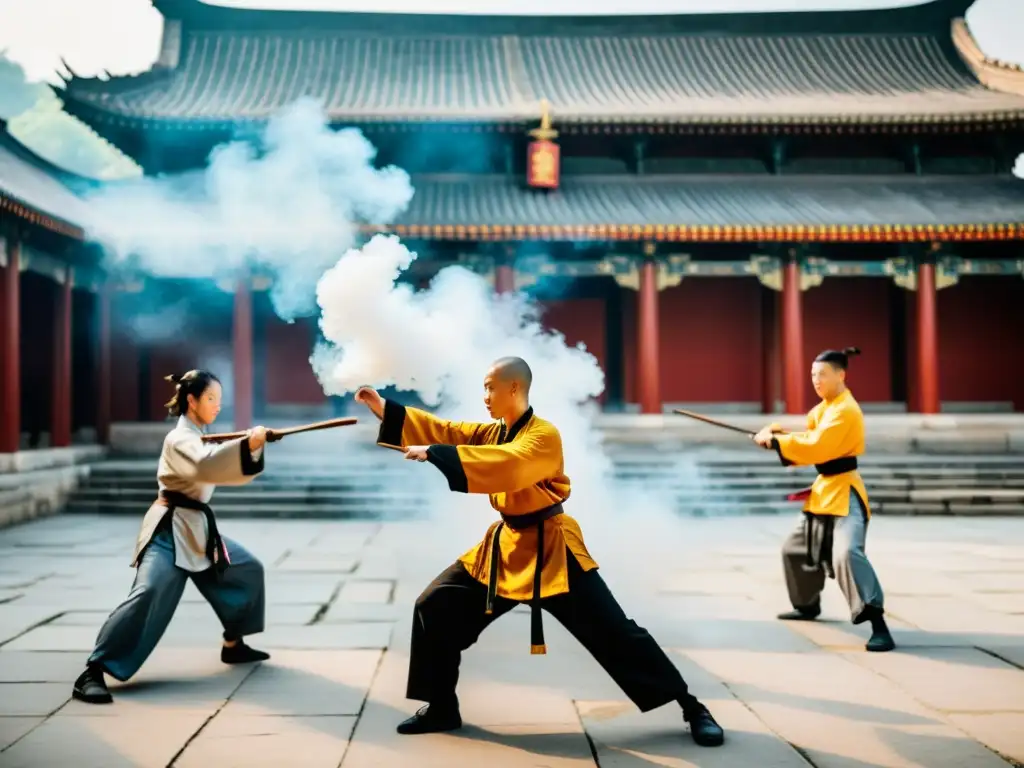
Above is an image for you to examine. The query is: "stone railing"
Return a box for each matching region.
[0,445,106,530]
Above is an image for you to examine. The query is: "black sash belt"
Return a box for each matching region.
[802,456,859,579]
[485,502,564,655]
[815,456,858,475]
[158,490,230,579]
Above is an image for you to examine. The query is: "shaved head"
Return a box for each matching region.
[491,356,533,395]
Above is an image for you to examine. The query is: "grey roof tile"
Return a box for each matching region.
[0,130,88,236]
[396,175,1024,229]
[61,30,1024,123]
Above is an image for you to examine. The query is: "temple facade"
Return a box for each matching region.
[3,0,1024,448]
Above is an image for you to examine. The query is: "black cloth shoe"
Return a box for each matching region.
[866,616,896,652]
[777,605,821,621]
[221,641,270,664]
[72,664,112,704]
[684,704,725,747]
[396,703,463,735]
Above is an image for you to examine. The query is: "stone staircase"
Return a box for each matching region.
[61,439,1024,519]
[608,449,1024,516]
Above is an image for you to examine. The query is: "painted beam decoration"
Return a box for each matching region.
[458,254,1024,292]
[382,222,1024,243]
[526,100,560,190]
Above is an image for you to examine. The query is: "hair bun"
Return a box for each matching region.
[842,346,861,357]
[164,373,181,384]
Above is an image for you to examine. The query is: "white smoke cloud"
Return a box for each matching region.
[82,98,414,320]
[311,234,614,511]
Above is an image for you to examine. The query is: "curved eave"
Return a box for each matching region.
[155,0,974,36]
[372,222,1024,243]
[0,116,103,192]
[953,18,1024,97]
[56,93,1024,133]
[0,190,85,241]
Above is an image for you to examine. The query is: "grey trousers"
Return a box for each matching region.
[781,492,885,624]
[89,529,266,681]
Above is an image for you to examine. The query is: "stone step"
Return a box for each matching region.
[63,498,421,519]
[61,497,1024,518]
[81,475,1022,494]
[67,487,1022,512]
[70,487,428,504]
[82,463,1024,482]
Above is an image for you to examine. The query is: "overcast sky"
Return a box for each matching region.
[0,0,1021,84]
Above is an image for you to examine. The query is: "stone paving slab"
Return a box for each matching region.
[688,649,1013,768]
[223,650,380,717]
[0,719,40,752]
[2,512,1024,767]
[0,712,211,767]
[174,713,357,768]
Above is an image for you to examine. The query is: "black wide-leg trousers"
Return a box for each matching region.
[406,549,702,713]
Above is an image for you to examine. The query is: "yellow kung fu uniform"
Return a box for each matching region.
[377,400,598,653]
[772,388,871,519]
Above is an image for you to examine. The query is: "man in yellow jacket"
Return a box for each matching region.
[754,347,894,653]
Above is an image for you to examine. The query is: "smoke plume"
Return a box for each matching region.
[312,234,614,512]
[82,98,414,321]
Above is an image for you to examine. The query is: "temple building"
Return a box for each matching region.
[3,0,1024,447]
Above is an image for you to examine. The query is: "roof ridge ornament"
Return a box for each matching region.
[528,99,559,142]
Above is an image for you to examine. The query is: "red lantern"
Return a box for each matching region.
[527,140,560,189]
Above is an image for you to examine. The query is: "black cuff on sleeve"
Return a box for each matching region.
[426,445,469,494]
[377,400,407,447]
[771,437,794,467]
[239,439,265,476]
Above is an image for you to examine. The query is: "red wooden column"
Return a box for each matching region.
[232,278,254,430]
[781,256,806,414]
[494,263,515,294]
[51,269,73,448]
[0,238,20,453]
[915,260,940,414]
[96,283,112,444]
[761,286,778,414]
[637,258,661,414]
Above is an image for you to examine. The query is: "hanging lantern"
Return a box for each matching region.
[527,99,560,189]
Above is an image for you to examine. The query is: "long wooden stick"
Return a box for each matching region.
[672,408,756,437]
[201,416,359,444]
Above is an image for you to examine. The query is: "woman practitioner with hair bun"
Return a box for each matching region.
[753,347,895,653]
[72,369,272,705]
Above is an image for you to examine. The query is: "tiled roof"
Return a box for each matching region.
[0,126,88,239]
[59,27,1024,125]
[385,174,1024,240]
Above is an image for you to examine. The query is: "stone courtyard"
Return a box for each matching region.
[1,508,1023,767]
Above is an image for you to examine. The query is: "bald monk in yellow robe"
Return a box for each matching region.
[754,347,894,653]
[355,357,724,747]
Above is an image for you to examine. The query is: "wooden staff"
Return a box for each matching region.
[672,408,756,437]
[202,416,359,444]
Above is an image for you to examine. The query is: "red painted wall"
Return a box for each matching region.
[265,315,327,405]
[937,276,1024,409]
[110,329,140,422]
[624,278,763,404]
[802,277,892,406]
[540,298,607,364]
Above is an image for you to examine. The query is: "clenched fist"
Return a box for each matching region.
[354,386,385,419]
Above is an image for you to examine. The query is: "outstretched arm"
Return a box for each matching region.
[167,433,264,486]
[771,410,851,467]
[423,429,563,494]
[378,399,498,448]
